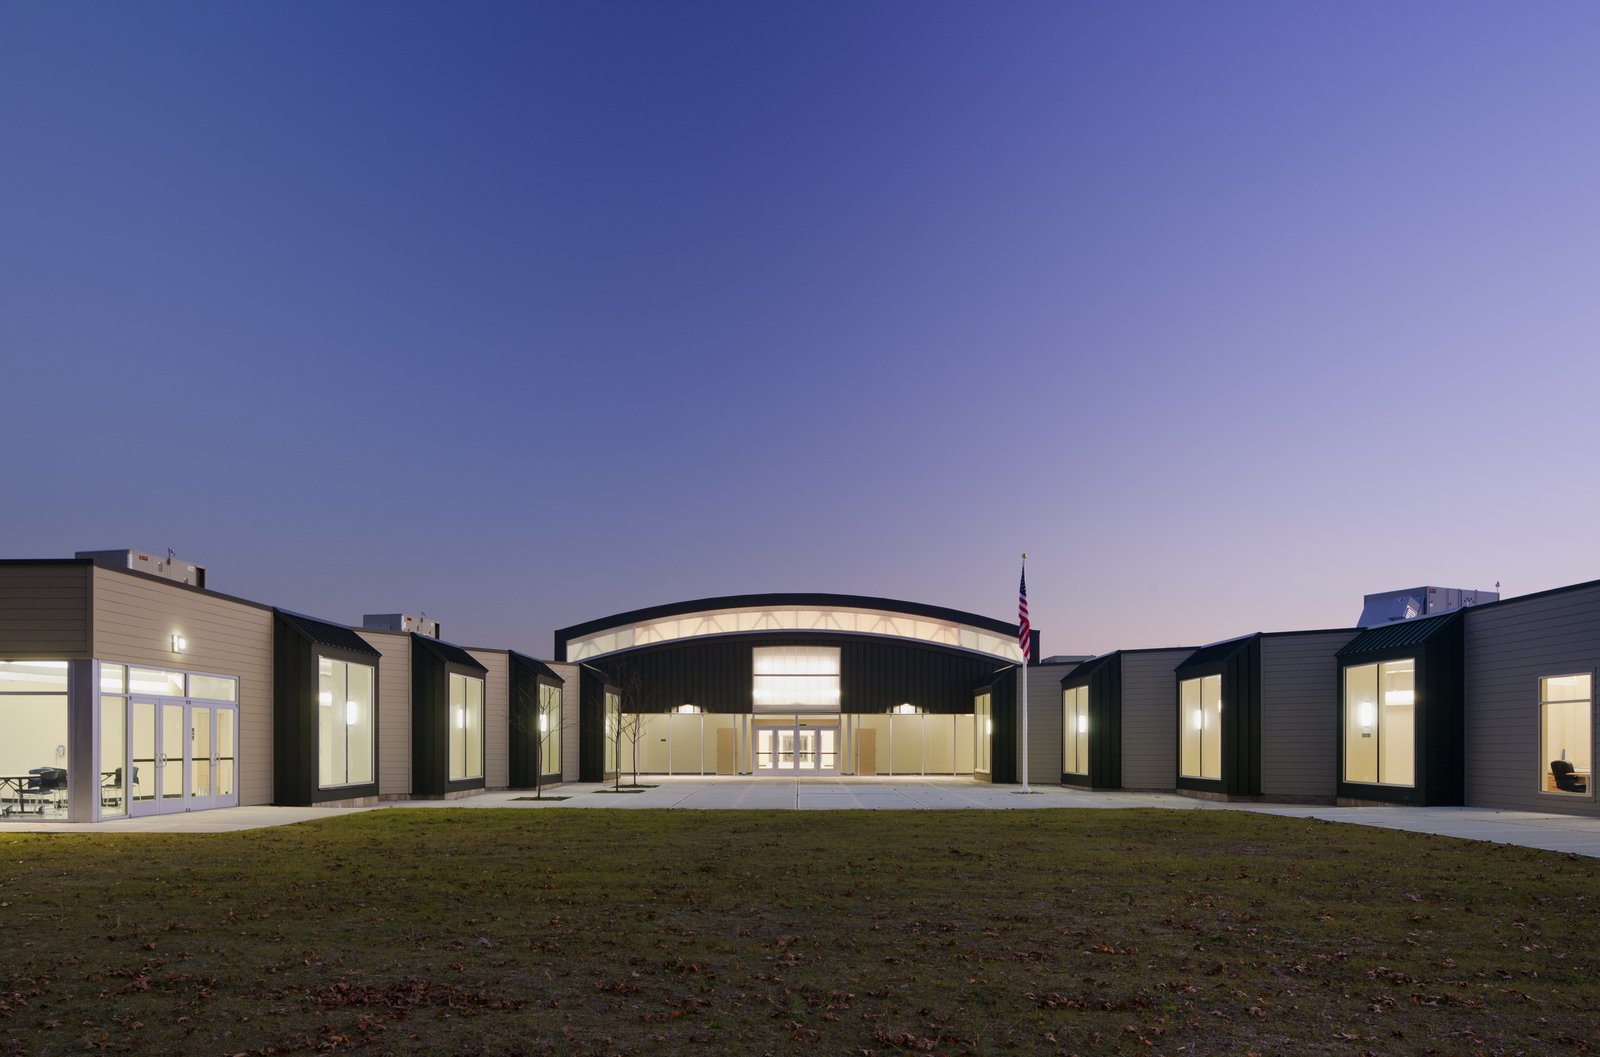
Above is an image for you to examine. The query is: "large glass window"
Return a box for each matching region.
[0,662,70,820]
[449,673,484,781]
[1179,674,1222,780]
[752,647,841,712]
[1063,685,1088,776]
[604,689,620,773]
[539,683,563,777]
[101,692,127,818]
[974,691,992,773]
[319,657,375,788]
[1540,674,1591,796]
[1342,660,1414,786]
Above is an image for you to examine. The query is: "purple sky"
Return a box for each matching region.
[5,2,1599,658]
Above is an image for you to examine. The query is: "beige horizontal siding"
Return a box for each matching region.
[1121,649,1189,791]
[1025,663,1073,784]
[0,564,91,658]
[1465,585,1600,817]
[91,568,275,805]
[468,649,511,790]
[359,629,412,798]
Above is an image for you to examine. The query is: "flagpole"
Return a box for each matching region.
[1019,553,1031,794]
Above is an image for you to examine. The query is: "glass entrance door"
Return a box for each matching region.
[128,700,239,815]
[753,721,839,775]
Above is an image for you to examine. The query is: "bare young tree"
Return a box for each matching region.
[607,659,651,789]
[510,676,556,799]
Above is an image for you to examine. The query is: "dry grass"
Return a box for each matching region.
[2,809,1597,1056]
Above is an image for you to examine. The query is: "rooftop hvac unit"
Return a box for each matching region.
[76,549,207,589]
[363,613,441,639]
[1357,585,1500,627]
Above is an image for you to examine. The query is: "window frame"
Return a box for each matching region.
[1537,671,1594,801]
[1341,657,1417,789]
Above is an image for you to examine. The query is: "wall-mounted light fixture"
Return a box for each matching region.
[1359,701,1376,734]
[894,702,918,715]
[1193,709,1204,731]
[1077,714,1088,734]
[676,703,702,714]
[171,634,187,654]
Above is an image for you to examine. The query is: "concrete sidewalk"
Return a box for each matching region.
[7,777,1600,858]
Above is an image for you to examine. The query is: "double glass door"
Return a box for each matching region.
[754,722,838,774]
[129,699,237,815]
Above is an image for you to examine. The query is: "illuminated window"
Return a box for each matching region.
[1179,675,1222,780]
[1540,674,1591,796]
[752,647,840,712]
[539,683,563,777]
[1063,685,1088,776]
[319,657,375,787]
[1342,660,1414,786]
[974,691,992,773]
[449,673,484,781]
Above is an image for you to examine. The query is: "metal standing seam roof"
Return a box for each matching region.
[1060,652,1117,686]
[1337,611,1460,658]
[275,610,383,657]
[1176,634,1258,674]
[414,634,489,672]
[511,651,565,684]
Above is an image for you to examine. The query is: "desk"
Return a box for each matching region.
[0,774,43,817]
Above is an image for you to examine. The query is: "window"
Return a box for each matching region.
[1179,674,1222,780]
[539,683,562,777]
[449,673,484,781]
[1342,660,1414,786]
[1063,685,1088,776]
[319,657,375,787]
[973,691,992,773]
[752,647,841,711]
[604,689,620,773]
[0,662,70,820]
[1540,674,1591,796]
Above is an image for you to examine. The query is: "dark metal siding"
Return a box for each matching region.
[1062,654,1119,788]
[1120,649,1190,791]
[982,669,1018,784]
[411,634,488,797]
[582,634,1013,715]
[1258,631,1358,800]
[1176,636,1261,797]
[578,667,617,782]
[508,655,563,787]
[1336,614,1464,806]
[272,613,381,806]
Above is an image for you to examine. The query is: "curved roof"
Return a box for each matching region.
[555,593,1028,665]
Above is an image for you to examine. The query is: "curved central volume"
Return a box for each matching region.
[559,595,1024,665]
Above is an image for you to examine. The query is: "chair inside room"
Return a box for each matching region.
[1550,759,1588,794]
[26,767,68,815]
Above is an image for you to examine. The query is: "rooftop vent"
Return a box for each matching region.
[363,613,441,639]
[76,549,206,589]
[1358,586,1498,627]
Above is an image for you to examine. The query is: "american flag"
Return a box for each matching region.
[1018,563,1031,661]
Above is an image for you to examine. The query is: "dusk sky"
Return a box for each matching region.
[5,2,1599,658]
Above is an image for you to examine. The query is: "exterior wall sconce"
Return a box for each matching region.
[1077,715,1088,734]
[171,634,187,653]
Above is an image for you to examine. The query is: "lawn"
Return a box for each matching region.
[1,809,1596,1056]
